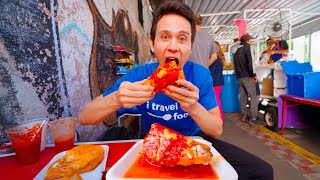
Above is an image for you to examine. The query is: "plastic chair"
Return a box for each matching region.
[116,107,142,138]
[116,107,142,127]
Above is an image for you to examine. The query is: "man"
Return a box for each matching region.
[189,14,224,122]
[79,1,273,179]
[234,34,261,125]
[189,14,217,68]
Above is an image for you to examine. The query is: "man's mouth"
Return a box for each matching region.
[165,57,179,66]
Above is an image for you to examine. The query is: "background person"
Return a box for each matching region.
[260,38,274,64]
[189,14,223,122]
[79,1,273,179]
[189,14,217,68]
[234,34,262,125]
[209,41,226,123]
[268,39,289,63]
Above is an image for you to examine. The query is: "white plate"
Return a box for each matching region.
[34,145,109,180]
[106,139,238,180]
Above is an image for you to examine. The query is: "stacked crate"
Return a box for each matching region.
[281,61,320,98]
[273,62,287,97]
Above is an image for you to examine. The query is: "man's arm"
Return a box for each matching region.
[208,38,218,67]
[246,46,258,83]
[246,46,255,77]
[188,103,223,138]
[79,80,154,125]
[271,49,289,55]
[79,93,122,125]
[270,40,289,55]
[208,53,217,66]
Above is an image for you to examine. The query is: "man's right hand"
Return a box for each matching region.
[115,79,155,108]
[252,76,258,83]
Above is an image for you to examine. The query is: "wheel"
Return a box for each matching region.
[264,107,279,131]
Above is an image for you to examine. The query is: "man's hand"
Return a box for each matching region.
[115,79,155,108]
[252,76,258,83]
[267,50,274,55]
[163,79,199,112]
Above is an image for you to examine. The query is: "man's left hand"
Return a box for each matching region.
[163,79,199,112]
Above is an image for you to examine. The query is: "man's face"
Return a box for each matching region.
[150,14,192,68]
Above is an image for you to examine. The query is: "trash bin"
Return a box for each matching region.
[221,73,240,112]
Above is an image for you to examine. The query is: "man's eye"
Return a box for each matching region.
[161,35,169,40]
[178,36,187,42]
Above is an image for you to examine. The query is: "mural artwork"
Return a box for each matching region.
[0,0,145,143]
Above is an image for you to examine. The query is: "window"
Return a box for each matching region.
[291,35,309,63]
[311,31,320,71]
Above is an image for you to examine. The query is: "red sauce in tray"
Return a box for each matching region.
[123,154,219,179]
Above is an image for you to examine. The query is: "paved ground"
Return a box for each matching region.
[220,112,320,180]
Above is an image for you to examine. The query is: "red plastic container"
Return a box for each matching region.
[49,117,76,153]
[6,122,44,164]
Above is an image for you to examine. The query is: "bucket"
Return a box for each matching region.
[221,74,240,112]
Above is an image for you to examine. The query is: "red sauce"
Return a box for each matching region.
[54,136,74,153]
[10,124,42,164]
[123,154,219,179]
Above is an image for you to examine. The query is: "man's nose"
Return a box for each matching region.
[167,39,178,52]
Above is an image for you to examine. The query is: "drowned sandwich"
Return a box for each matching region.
[141,123,213,167]
[145,60,185,93]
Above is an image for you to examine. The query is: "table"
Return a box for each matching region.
[0,140,137,180]
[278,94,320,135]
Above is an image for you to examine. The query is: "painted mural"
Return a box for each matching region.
[0,0,151,143]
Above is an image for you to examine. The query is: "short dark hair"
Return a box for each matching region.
[150,0,196,45]
[194,14,202,25]
[240,34,252,42]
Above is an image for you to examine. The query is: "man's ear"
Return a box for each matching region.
[149,38,154,52]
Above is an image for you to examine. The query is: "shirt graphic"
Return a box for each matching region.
[146,101,189,121]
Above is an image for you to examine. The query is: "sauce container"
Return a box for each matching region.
[49,117,77,153]
[5,120,46,164]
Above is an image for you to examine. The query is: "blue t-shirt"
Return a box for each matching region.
[102,61,217,136]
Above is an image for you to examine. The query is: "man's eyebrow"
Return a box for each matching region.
[179,30,191,36]
[158,30,169,34]
[157,30,191,36]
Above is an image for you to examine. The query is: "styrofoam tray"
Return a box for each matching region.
[34,145,109,180]
[106,139,238,180]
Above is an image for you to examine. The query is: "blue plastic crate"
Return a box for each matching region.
[280,61,319,98]
[281,61,312,74]
[287,72,320,98]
